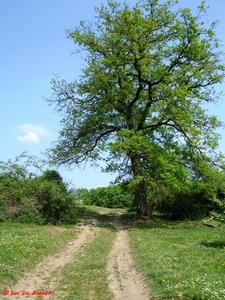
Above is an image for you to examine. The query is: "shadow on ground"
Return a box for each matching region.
[76,205,203,230]
[200,241,225,249]
[76,206,125,228]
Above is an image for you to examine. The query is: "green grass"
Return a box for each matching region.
[2,206,224,300]
[0,222,79,290]
[52,227,116,300]
[129,219,225,300]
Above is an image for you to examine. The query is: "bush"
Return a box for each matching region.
[32,178,77,224]
[0,158,77,224]
[155,180,225,220]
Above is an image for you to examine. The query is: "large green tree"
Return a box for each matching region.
[47,0,225,217]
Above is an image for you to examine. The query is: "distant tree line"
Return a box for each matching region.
[72,182,132,209]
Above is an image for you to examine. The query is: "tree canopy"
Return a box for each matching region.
[47,0,225,217]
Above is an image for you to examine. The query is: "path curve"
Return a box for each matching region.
[7,226,99,300]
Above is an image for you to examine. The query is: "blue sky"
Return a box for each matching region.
[1,0,225,189]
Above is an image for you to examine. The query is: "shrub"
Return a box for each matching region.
[0,158,77,224]
[32,178,77,224]
[155,180,225,220]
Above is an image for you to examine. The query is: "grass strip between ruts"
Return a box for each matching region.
[52,226,116,300]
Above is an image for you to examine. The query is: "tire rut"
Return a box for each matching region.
[7,226,99,300]
[107,216,153,300]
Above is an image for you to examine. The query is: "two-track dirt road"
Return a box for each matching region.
[6,213,153,300]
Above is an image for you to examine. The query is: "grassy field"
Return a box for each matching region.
[129,218,225,300]
[1,206,225,299]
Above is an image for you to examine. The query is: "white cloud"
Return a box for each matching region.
[16,124,51,143]
[17,132,40,143]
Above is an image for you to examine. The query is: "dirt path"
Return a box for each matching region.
[6,212,153,300]
[7,226,99,300]
[107,216,153,300]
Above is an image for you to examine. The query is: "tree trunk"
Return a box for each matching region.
[134,179,153,217]
[131,155,153,218]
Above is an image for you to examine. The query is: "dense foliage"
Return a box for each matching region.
[47,0,225,217]
[0,155,77,224]
[73,183,132,208]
